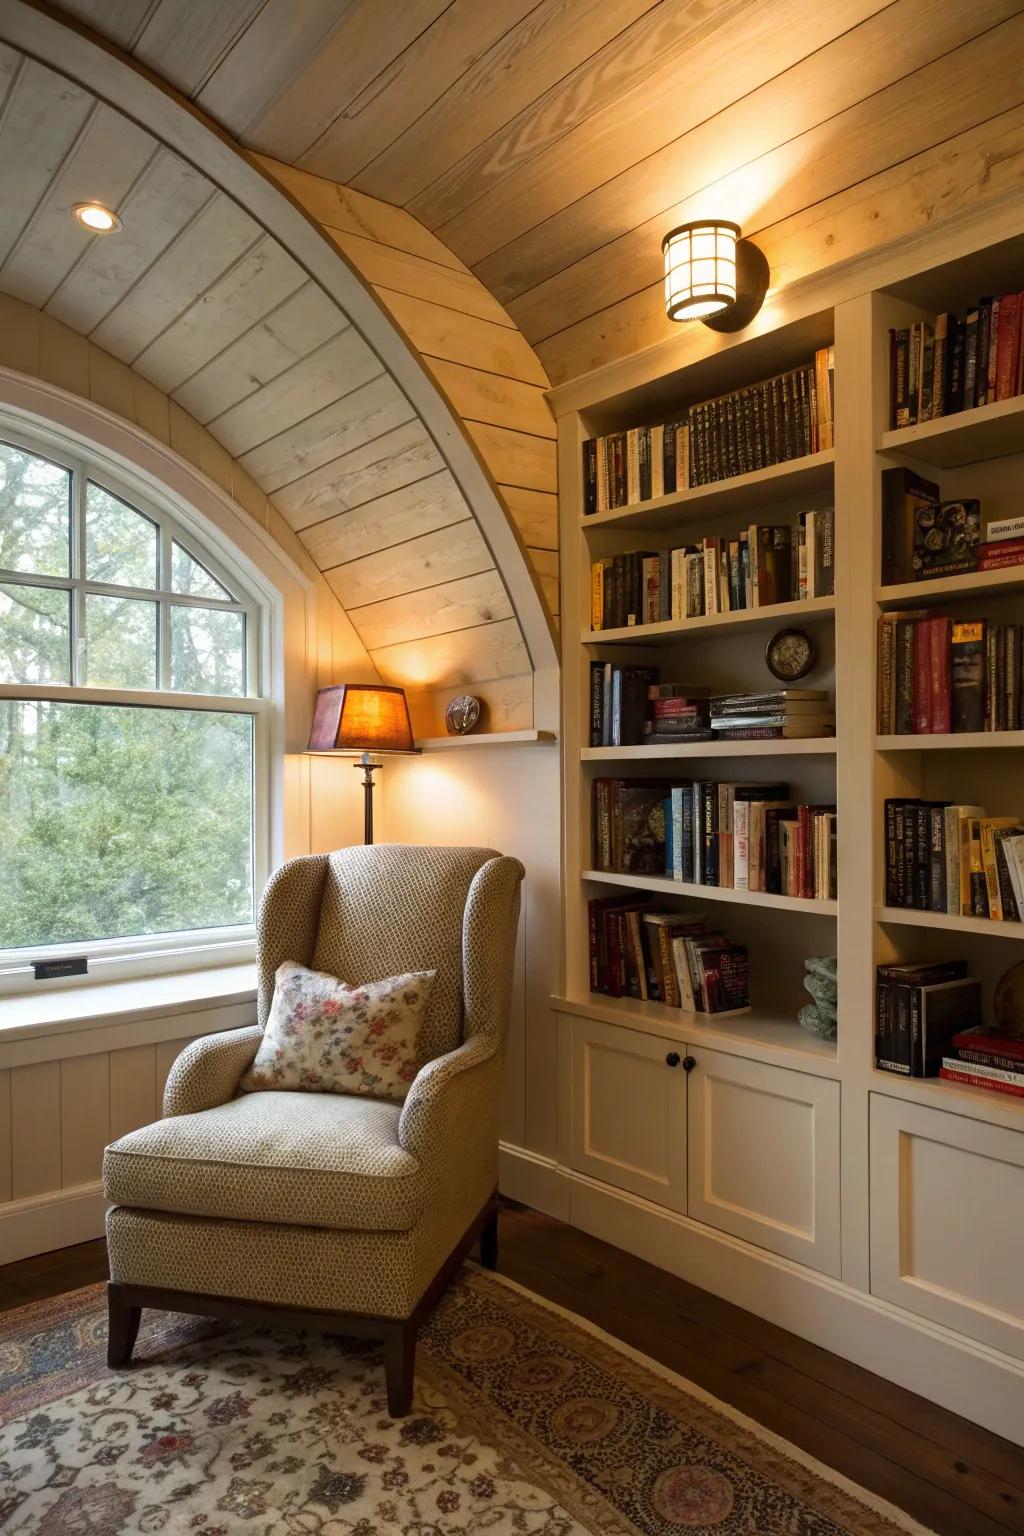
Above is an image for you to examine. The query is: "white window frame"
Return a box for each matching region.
[0,420,271,998]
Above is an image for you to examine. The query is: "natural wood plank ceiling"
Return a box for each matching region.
[51,0,1024,385]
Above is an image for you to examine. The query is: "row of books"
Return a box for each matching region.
[593,777,837,899]
[877,614,1024,734]
[875,961,980,1076]
[710,689,834,741]
[883,800,1024,920]
[589,512,835,630]
[940,1025,1024,1100]
[588,898,749,1013]
[582,348,834,512]
[888,292,1024,430]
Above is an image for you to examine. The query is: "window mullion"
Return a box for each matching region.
[71,465,86,685]
[159,522,172,689]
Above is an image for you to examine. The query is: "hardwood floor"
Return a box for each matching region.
[2,1204,1022,1536]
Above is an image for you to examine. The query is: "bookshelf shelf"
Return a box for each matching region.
[584,868,838,916]
[583,594,835,645]
[876,566,1024,606]
[876,905,1024,939]
[879,394,1024,467]
[876,731,1024,751]
[416,730,556,750]
[554,990,839,1074]
[868,1067,1024,1128]
[580,449,835,532]
[582,738,837,762]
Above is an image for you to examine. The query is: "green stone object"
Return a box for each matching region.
[805,955,838,982]
[804,971,838,1006]
[798,1003,838,1041]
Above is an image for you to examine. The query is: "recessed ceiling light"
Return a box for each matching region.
[72,202,122,233]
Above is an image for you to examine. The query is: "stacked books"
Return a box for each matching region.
[592,778,837,899]
[588,667,712,748]
[875,960,980,1076]
[582,347,834,512]
[588,898,749,1013]
[889,291,1024,429]
[883,800,1024,919]
[877,613,1023,733]
[880,467,980,584]
[979,514,1024,573]
[710,690,834,741]
[589,513,835,630]
[941,1025,1024,1098]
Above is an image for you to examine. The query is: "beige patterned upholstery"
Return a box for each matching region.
[104,845,524,1323]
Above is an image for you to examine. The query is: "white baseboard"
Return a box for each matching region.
[499,1142,571,1220]
[566,1168,1024,1448]
[0,1181,107,1266]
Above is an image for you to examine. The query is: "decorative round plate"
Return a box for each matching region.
[445,694,481,735]
[765,627,815,682]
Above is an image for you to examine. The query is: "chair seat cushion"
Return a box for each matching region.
[103,1091,422,1234]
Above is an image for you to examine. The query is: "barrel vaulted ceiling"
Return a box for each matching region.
[0,9,557,710]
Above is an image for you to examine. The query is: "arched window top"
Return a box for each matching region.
[0,429,260,698]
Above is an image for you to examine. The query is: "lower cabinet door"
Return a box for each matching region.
[687,1048,841,1276]
[870,1093,1024,1360]
[570,1017,686,1211]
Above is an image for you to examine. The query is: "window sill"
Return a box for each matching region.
[0,962,257,1044]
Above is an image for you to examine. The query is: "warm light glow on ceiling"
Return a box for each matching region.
[72,202,122,233]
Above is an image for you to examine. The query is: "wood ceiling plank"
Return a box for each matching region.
[47,148,212,335]
[259,155,465,269]
[426,357,555,438]
[500,484,558,551]
[349,568,511,651]
[332,230,515,327]
[300,468,470,569]
[326,520,495,609]
[132,0,269,96]
[206,326,381,457]
[347,0,657,208]
[195,1,357,138]
[273,419,444,532]
[240,0,451,164]
[52,0,159,48]
[408,0,750,232]
[90,191,260,361]
[0,59,93,269]
[534,10,1024,383]
[382,288,549,386]
[133,234,306,392]
[173,280,346,424]
[369,615,529,687]
[502,0,1024,332]
[240,373,414,493]
[0,40,20,101]
[465,421,556,493]
[298,0,539,186]
[2,102,158,309]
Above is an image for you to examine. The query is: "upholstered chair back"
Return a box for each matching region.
[256,845,517,1064]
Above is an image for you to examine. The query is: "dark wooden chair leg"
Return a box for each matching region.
[384,1319,416,1417]
[107,1284,142,1369]
[479,1207,499,1271]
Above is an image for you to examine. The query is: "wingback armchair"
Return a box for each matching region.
[103,844,524,1415]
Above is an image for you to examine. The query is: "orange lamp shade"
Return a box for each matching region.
[308,684,415,754]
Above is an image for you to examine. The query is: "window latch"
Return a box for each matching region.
[33,957,88,981]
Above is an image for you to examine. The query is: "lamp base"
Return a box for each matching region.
[703,239,770,333]
[355,752,378,845]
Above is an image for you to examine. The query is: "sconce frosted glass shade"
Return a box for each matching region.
[307,683,415,753]
[662,219,739,321]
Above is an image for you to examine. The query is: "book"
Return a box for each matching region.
[881,468,940,584]
[950,620,985,732]
[940,1059,1024,1098]
[875,960,969,1074]
[911,500,981,581]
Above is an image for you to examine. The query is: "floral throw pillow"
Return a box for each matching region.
[239,962,436,1102]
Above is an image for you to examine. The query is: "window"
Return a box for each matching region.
[0,427,268,992]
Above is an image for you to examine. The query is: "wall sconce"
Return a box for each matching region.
[662,219,769,333]
[306,683,420,845]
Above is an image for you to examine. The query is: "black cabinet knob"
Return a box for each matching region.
[665,1051,681,1067]
[682,1055,696,1072]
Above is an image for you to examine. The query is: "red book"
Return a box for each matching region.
[940,1066,1024,1098]
[952,1028,1024,1062]
[913,617,932,733]
[797,804,814,898]
[649,699,701,717]
[980,552,1024,571]
[987,295,1001,403]
[928,616,951,734]
[995,292,1021,401]
[980,537,1024,558]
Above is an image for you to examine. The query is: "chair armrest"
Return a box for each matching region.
[162,1025,263,1117]
[397,1036,496,1164]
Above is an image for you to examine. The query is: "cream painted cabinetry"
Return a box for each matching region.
[870,1093,1024,1361]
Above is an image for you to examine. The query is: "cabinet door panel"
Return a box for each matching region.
[687,1048,840,1275]
[870,1093,1024,1360]
[570,1017,685,1211]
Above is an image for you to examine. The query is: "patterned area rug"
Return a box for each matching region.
[0,1268,934,1535]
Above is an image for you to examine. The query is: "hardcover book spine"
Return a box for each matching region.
[963,309,979,407]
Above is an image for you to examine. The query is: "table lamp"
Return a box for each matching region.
[307,684,419,844]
